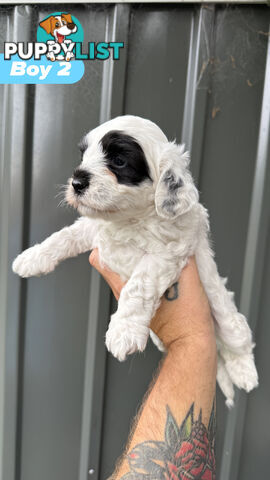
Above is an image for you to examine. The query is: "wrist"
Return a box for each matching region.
[152,311,215,351]
[167,334,217,362]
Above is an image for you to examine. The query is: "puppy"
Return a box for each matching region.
[12,115,258,406]
[39,14,77,61]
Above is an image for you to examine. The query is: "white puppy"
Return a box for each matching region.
[12,115,258,406]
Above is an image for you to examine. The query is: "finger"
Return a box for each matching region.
[89,249,100,269]
[89,249,124,300]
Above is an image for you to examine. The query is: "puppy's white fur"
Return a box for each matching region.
[12,115,258,406]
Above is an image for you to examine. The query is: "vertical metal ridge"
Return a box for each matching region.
[99,7,116,124]
[0,6,35,480]
[99,4,131,123]
[79,5,131,480]
[181,6,215,184]
[15,84,36,480]
[220,25,270,480]
[0,82,13,480]
[181,8,201,152]
[0,17,14,480]
[78,270,111,480]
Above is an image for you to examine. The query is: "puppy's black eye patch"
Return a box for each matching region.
[100,130,152,186]
[78,136,88,160]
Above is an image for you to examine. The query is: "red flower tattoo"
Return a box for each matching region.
[122,403,216,480]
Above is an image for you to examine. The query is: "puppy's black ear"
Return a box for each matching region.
[155,143,198,219]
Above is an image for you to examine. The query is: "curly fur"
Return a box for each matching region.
[12,115,258,406]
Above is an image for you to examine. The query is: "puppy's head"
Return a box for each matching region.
[66,115,198,219]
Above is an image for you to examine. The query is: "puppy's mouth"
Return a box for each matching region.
[56,32,65,43]
[78,203,118,216]
[77,199,117,214]
[66,186,117,214]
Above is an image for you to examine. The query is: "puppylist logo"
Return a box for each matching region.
[38,13,81,62]
[0,12,124,84]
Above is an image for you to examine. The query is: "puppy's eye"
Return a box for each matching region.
[112,157,127,168]
[62,20,66,25]
[55,22,60,27]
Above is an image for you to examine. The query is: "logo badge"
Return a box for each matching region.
[37,12,83,62]
[1,11,124,84]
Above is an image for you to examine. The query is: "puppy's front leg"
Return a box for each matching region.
[105,255,175,362]
[12,217,96,278]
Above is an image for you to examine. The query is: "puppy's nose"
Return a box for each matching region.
[72,178,88,194]
[68,22,75,30]
[72,169,90,194]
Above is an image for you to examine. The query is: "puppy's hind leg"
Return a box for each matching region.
[195,236,258,398]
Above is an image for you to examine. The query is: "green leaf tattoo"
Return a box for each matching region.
[165,407,181,451]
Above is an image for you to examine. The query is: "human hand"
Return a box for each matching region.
[89,249,216,352]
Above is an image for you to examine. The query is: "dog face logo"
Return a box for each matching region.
[40,14,77,44]
[39,13,79,62]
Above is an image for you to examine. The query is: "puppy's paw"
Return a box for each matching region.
[217,312,253,354]
[217,355,235,408]
[105,315,149,362]
[223,351,259,393]
[12,246,56,278]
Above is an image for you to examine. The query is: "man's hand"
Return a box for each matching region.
[89,249,216,351]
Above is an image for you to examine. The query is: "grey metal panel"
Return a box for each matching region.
[79,270,111,480]
[238,208,270,479]
[0,7,38,480]
[230,48,270,479]
[220,24,270,480]
[14,5,110,480]
[124,4,193,140]
[100,317,162,479]
[199,6,269,301]
[181,6,215,166]
[184,5,216,183]
[195,7,269,477]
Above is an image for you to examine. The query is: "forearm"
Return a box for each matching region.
[114,338,217,479]
[88,253,218,479]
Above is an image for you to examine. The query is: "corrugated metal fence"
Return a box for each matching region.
[0,3,269,480]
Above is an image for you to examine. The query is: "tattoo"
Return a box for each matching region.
[121,402,216,480]
[164,282,179,301]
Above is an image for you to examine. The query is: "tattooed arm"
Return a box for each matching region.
[89,252,217,479]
